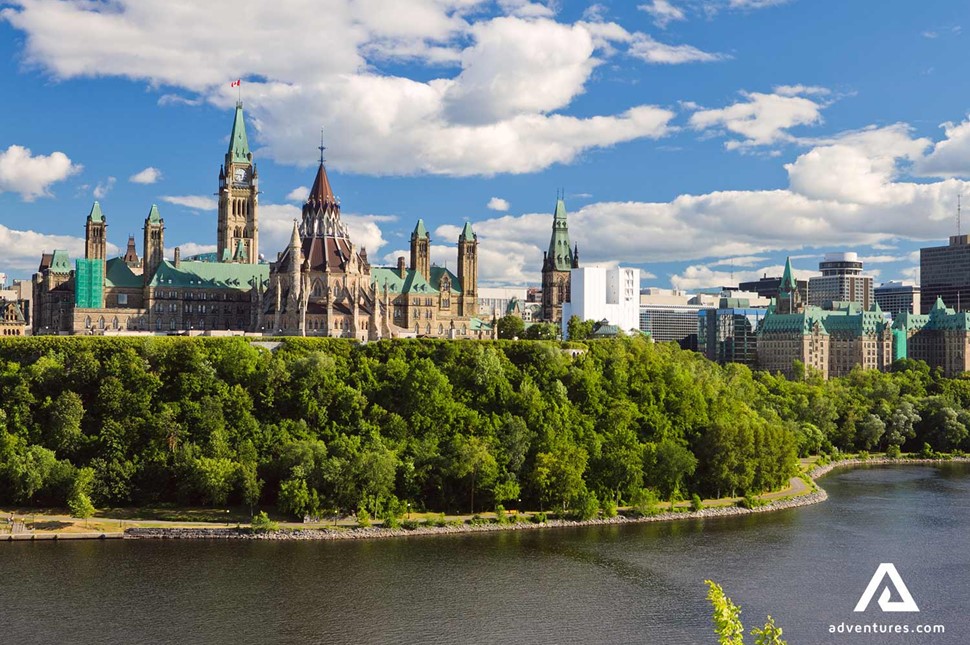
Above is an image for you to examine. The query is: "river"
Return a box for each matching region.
[1,464,968,644]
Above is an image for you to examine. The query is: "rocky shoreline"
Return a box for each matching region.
[122,456,969,542]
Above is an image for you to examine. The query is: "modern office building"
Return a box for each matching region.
[807,252,874,310]
[920,235,970,314]
[478,287,528,319]
[562,266,640,337]
[738,274,807,301]
[874,281,920,316]
[698,298,769,367]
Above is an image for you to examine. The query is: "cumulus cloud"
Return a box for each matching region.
[439,125,970,285]
[285,186,309,202]
[0,223,118,272]
[161,195,218,210]
[689,87,829,149]
[169,242,217,258]
[638,1,686,28]
[915,117,970,178]
[670,263,816,291]
[93,176,116,199]
[0,145,81,201]
[2,1,678,177]
[129,167,162,184]
[629,34,726,64]
[487,197,510,211]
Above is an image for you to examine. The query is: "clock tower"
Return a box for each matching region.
[217,102,259,263]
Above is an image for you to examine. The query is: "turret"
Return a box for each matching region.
[143,204,164,283]
[84,201,107,261]
[458,221,478,316]
[410,219,431,279]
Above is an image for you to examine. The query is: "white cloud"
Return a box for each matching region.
[129,167,162,184]
[628,34,726,64]
[689,87,828,149]
[2,1,677,177]
[670,263,816,291]
[0,223,119,273]
[93,176,116,199]
[169,243,217,258]
[710,255,768,268]
[638,1,685,29]
[487,197,510,211]
[441,125,970,285]
[0,144,81,201]
[161,195,218,210]
[916,117,970,178]
[285,186,309,202]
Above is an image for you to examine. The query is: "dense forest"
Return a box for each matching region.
[0,337,961,519]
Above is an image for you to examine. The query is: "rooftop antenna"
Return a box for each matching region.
[319,127,326,165]
[957,193,962,237]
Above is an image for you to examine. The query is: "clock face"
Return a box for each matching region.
[233,167,247,183]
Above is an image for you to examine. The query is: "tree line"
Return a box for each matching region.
[0,336,954,520]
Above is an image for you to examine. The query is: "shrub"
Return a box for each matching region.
[918,442,936,459]
[401,519,420,530]
[631,488,660,517]
[251,511,279,533]
[570,489,599,521]
[495,504,508,525]
[885,444,902,459]
[690,494,704,512]
[469,514,491,526]
[737,494,766,510]
[423,513,446,528]
[382,514,401,529]
[601,497,618,518]
[356,508,372,528]
[857,450,870,461]
[531,511,548,524]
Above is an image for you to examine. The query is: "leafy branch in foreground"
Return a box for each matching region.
[705,580,787,645]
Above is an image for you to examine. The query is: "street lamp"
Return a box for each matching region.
[407,502,411,519]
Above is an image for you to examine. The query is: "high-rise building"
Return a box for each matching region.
[874,281,920,316]
[562,266,640,337]
[698,298,769,367]
[807,252,873,309]
[738,274,807,301]
[920,235,970,314]
[541,196,579,324]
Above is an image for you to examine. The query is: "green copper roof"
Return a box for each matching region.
[149,259,267,290]
[104,258,142,289]
[460,221,475,240]
[147,204,162,224]
[49,249,72,273]
[547,197,574,271]
[780,256,796,293]
[371,265,461,295]
[413,219,429,238]
[228,102,250,163]
[88,201,104,223]
[234,239,247,262]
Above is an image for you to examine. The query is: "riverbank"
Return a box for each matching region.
[125,456,970,541]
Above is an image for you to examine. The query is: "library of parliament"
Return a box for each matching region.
[32,104,489,339]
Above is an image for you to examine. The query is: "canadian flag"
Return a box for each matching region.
[230,79,241,87]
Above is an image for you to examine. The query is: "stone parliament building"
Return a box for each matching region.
[32,104,488,339]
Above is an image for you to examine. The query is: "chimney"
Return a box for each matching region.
[174,247,181,268]
[397,256,406,279]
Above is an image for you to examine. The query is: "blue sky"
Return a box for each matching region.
[1,0,970,290]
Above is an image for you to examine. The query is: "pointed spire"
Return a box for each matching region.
[781,256,796,293]
[308,161,336,205]
[460,221,475,241]
[88,201,104,223]
[289,220,300,250]
[413,219,429,238]
[228,102,250,163]
[147,204,162,224]
[546,194,573,271]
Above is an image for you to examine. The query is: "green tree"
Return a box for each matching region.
[449,435,498,514]
[496,315,525,340]
[278,473,313,519]
[46,390,85,454]
[68,467,96,519]
[533,443,588,512]
[521,323,558,340]
[566,316,595,341]
[751,617,787,645]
